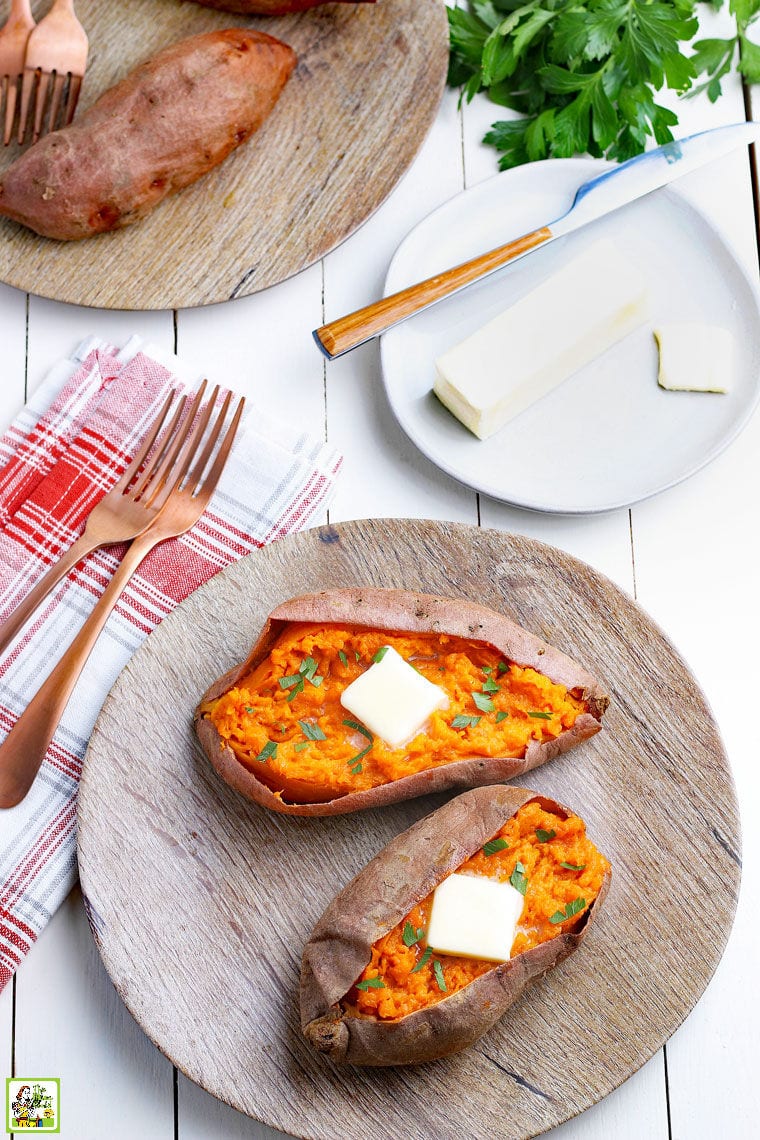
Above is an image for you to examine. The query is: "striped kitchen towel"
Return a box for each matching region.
[0,335,342,992]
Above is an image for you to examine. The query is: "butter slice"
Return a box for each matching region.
[434,239,649,440]
[340,646,448,750]
[427,873,524,963]
[654,323,733,393]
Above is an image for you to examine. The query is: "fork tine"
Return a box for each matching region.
[16,66,35,143]
[110,388,180,494]
[31,67,50,142]
[140,380,210,508]
[64,71,82,125]
[184,390,233,495]
[3,76,16,146]
[193,397,245,507]
[46,69,66,134]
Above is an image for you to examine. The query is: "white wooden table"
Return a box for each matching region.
[1,6,759,1136]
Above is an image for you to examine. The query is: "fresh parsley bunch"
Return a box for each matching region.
[449,0,760,169]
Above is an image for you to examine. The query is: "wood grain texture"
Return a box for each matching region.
[0,0,448,309]
[76,519,740,1140]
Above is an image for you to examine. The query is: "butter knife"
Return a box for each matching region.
[314,121,760,360]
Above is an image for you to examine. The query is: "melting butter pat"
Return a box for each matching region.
[340,645,448,749]
[654,323,733,393]
[434,239,649,440]
[427,872,524,963]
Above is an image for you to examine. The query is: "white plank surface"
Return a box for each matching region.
[1,1,759,1133]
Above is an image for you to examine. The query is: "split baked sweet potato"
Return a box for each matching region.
[194,589,609,815]
[301,785,611,1065]
[0,29,296,241]
[190,0,375,11]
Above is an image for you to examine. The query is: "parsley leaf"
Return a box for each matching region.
[483,837,509,856]
[510,860,528,896]
[433,960,447,991]
[473,691,495,712]
[528,710,552,720]
[402,922,424,947]
[549,897,587,924]
[373,646,390,662]
[343,718,374,772]
[495,710,509,723]
[255,741,277,763]
[299,719,327,742]
[536,828,556,842]
[355,976,385,990]
[451,714,482,729]
[338,650,348,667]
[561,861,586,871]
[410,946,433,973]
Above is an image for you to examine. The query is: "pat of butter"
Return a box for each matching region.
[434,239,649,440]
[427,873,524,963]
[654,323,733,393]
[340,645,448,750]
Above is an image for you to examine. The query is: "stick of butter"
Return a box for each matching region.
[654,323,733,393]
[433,239,649,440]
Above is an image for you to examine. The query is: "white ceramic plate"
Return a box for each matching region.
[380,159,760,514]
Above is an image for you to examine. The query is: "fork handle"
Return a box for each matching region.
[0,529,159,809]
[0,533,98,660]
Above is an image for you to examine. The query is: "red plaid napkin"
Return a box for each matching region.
[0,336,343,992]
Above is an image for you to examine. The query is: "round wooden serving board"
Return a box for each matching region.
[0,0,448,310]
[77,520,740,1140]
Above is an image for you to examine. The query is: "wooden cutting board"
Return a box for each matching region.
[0,0,448,309]
[77,520,740,1139]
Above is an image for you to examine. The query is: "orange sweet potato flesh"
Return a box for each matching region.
[0,30,295,241]
[194,589,609,816]
[191,0,374,11]
[300,786,611,1066]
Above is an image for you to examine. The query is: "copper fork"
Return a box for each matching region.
[0,385,245,808]
[17,0,88,146]
[0,0,35,146]
[0,385,193,659]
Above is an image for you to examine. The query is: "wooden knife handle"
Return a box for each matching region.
[314,225,553,359]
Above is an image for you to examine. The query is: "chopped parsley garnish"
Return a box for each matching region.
[298,719,327,742]
[528,711,552,720]
[354,650,361,662]
[244,705,254,714]
[495,711,509,723]
[451,714,482,729]
[549,898,587,924]
[255,741,277,763]
[402,922,424,948]
[561,862,586,871]
[536,828,556,843]
[356,977,385,991]
[482,678,500,694]
[279,673,302,690]
[294,742,309,753]
[285,678,304,702]
[410,946,432,973]
[497,661,510,675]
[510,861,528,896]
[372,646,389,663]
[338,650,348,667]
[483,837,509,856]
[433,960,447,991]
[343,718,374,772]
[472,691,495,713]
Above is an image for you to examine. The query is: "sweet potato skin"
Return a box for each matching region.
[194,588,609,815]
[191,0,374,11]
[300,785,611,1066]
[0,30,296,241]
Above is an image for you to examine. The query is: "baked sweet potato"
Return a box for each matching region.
[0,29,296,241]
[301,785,611,1065]
[194,589,609,815]
[190,0,374,11]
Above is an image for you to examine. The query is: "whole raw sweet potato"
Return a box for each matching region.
[301,785,611,1065]
[190,0,374,11]
[0,29,296,241]
[194,588,609,815]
